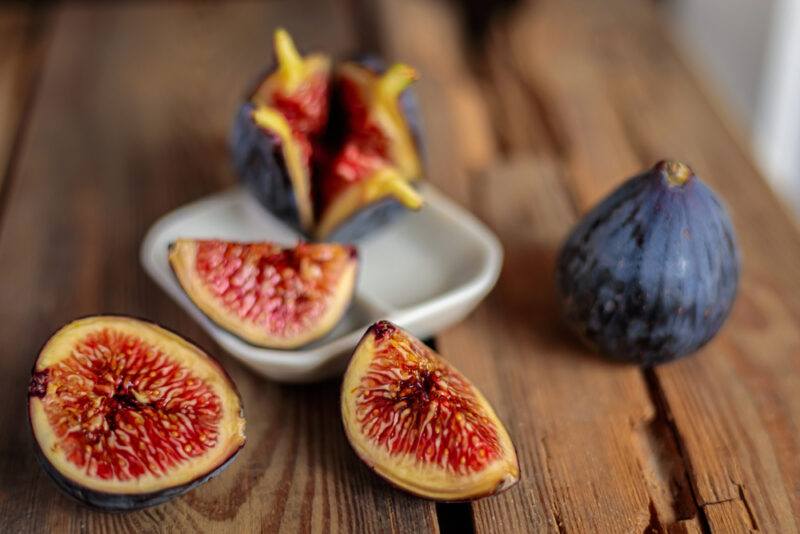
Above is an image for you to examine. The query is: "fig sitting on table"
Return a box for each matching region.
[341,321,519,501]
[556,161,740,365]
[231,29,424,241]
[28,316,246,510]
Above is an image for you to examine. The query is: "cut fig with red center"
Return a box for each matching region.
[247,29,331,232]
[231,29,425,242]
[334,61,422,180]
[341,321,519,501]
[315,63,423,240]
[252,29,331,137]
[28,316,246,510]
[169,239,358,349]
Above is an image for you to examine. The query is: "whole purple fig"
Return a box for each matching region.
[556,161,740,365]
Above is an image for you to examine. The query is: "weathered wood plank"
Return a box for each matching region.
[374,0,800,532]
[501,0,800,531]
[373,1,687,532]
[0,2,438,532]
[0,5,47,192]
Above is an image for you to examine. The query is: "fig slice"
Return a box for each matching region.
[245,29,331,232]
[169,239,358,349]
[341,321,519,501]
[28,316,246,510]
[314,62,424,240]
[250,105,316,232]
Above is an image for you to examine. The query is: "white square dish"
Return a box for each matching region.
[140,184,503,383]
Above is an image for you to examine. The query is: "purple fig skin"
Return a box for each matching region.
[231,101,305,230]
[556,161,740,365]
[31,443,242,511]
[230,56,424,241]
[325,197,410,242]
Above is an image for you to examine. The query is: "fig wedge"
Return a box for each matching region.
[236,28,331,232]
[169,239,358,349]
[341,321,519,501]
[28,316,246,510]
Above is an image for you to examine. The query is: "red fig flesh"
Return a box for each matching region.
[28,316,246,510]
[341,321,519,500]
[169,239,358,349]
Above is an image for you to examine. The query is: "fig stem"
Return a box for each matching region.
[274,28,304,92]
[377,64,418,102]
[657,160,693,187]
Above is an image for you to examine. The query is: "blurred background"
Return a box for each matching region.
[461,0,800,211]
[5,0,799,213]
[665,0,800,212]
[1,1,798,530]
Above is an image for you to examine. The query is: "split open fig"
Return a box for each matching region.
[341,321,519,501]
[169,239,358,349]
[231,29,424,241]
[556,160,740,365]
[28,316,246,510]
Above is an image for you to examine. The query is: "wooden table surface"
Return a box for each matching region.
[1,1,798,532]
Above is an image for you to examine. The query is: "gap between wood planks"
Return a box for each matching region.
[2,1,763,530]
[350,0,770,531]
[423,337,478,534]
[0,5,51,238]
[471,17,755,533]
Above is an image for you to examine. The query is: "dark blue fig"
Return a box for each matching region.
[556,161,740,365]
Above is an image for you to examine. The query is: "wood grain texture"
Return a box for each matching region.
[502,1,800,531]
[374,1,669,532]
[372,0,800,532]
[0,2,437,532]
[3,0,799,532]
[0,5,47,190]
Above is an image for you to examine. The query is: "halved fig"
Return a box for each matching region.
[231,29,425,241]
[169,239,358,349]
[28,316,246,510]
[341,321,519,500]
